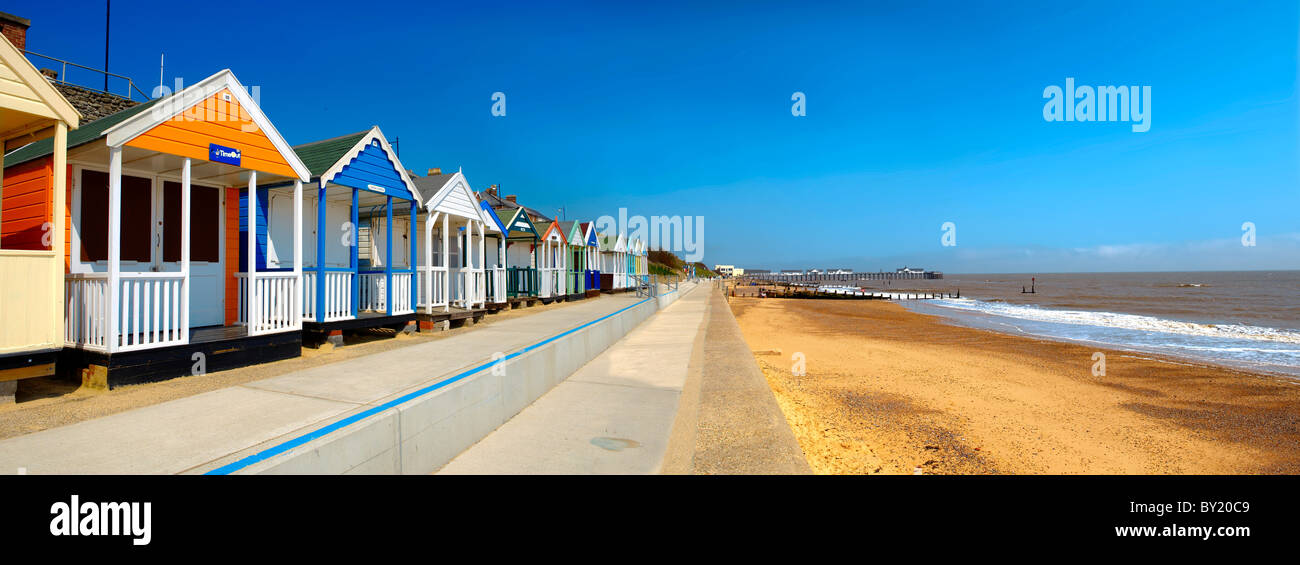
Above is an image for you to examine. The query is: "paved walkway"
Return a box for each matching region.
[438,284,709,474]
[439,285,810,475]
[0,293,648,474]
[688,290,811,474]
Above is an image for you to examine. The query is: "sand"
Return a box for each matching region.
[0,298,589,441]
[730,297,1300,475]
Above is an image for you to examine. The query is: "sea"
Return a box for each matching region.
[877,271,1300,378]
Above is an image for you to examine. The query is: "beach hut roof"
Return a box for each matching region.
[580,222,598,246]
[413,170,498,229]
[496,206,540,238]
[534,220,566,244]
[10,70,310,185]
[0,33,81,132]
[293,126,421,202]
[479,200,507,233]
[559,220,585,246]
[478,189,551,222]
[101,69,311,181]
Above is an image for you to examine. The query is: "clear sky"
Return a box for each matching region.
[16,1,1299,272]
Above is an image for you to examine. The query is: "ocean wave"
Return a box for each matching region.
[928,298,1300,344]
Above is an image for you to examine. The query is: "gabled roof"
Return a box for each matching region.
[496,206,540,238]
[479,200,506,233]
[314,126,420,201]
[103,69,310,181]
[559,220,585,246]
[534,220,566,244]
[580,222,599,246]
[415,170,497,228]
[293,130,369,176]
[0,34,81,129]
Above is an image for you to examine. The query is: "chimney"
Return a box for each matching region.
[427,167,441,176]
[486,184,499,197]
[0,12,31,51]
[505,195,517,203]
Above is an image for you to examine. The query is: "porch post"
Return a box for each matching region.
[385,195,393,316]
[293,179,302,326]
[315,181,326,320]
[247,171,258,333]
[478,221,485,306]
[107,146,122,352]
[442,213,449,313]
[424,210,436,314]
[180,158,191,341]
[409,199,417,313]
[350,187,359,317]
[50,122,68,345]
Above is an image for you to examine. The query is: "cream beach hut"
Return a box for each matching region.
[0,33,80,398]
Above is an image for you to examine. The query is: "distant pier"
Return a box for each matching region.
[736,270,944,284]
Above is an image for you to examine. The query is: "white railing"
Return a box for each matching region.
[115,272,187,351]
[491,267,506,304]
[359,273,386,313]
[539,267,556,298]
[243,273,300,335]
[391,272,413,315]
[65,273,110,351]
[321,271,353,322]
[418,266,449,310]
[453,269,485,308]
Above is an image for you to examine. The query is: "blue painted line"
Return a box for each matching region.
[204,286,682,475]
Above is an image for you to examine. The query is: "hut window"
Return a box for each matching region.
[79,169,152,263]
[162,181,220,263]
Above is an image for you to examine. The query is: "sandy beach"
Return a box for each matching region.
[730,296,1300,475]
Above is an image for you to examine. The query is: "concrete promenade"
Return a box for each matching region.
[687,290,811,474]
[438,283,709,474]
[439,283,810,475]
[0,291,661,474]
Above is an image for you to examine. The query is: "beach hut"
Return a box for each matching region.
[580,221,600,296]
[626,237,641,287]
[478,199,508,306]
[412,169,499,315]
[493,205,540,301]
[3,69,311,386]
[0,34,80,398]
[262,126,422,346]
[533,219,567,300]
[560,220,587,299]
[597,232,628,290]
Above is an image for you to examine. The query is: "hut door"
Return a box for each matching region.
[159,181,224,328]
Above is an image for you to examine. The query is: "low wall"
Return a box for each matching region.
[228,283,691,474]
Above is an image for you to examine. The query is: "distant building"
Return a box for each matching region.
[713,264,735,277]
[896,266,926,274]
[827,268,853,274]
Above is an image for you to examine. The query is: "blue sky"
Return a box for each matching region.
[17,1,1299,272]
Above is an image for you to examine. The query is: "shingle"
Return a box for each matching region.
[291,130,369,177]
